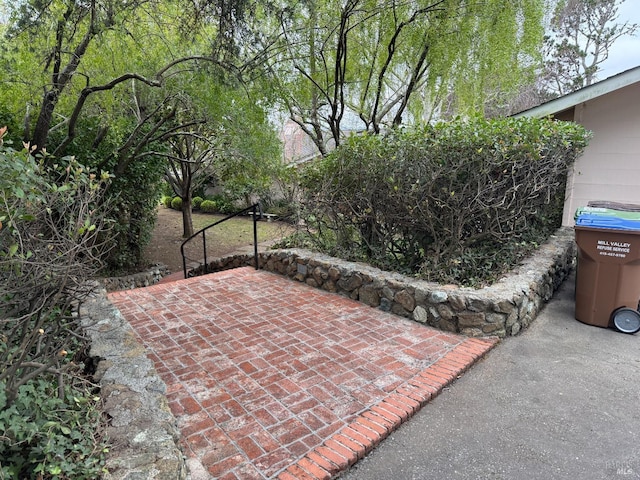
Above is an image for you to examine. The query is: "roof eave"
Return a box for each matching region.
[513,66,640,118]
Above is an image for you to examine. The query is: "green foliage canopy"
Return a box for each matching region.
[0,0,284,270]
[255,0,545,153]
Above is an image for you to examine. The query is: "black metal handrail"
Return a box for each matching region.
[180,203,261,279]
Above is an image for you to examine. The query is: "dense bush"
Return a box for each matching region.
[199,199,218,213]
[0,145,110,403]
[210,195,236,214]
[0,378,107,479]
[52,116,166,273]
[198,196,237,214]
[299,117,590,286]
[0,129,110,477]
[171,196,183,210]
[192,196,204,210]
[107,159,164,271]
[103,158,164,272]
[162,195,173,208]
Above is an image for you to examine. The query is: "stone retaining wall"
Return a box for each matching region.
[80,286,186,480]
[100,264,170,292]
[192,227,576,337]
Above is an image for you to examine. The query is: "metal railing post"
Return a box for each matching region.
[202,230,208,274]
[253,204,259,270]
[181,244,188,279]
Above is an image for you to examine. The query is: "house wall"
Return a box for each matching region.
[279,119,322,165]
[563,82,640,225]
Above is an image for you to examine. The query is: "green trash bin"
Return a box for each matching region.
[574,206,640,334]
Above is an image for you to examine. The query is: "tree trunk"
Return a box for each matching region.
[31,90,58,151]
[182,194,194,238]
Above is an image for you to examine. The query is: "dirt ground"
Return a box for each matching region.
[143,207,294,274]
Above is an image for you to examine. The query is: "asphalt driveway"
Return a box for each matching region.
[340,272,640,480]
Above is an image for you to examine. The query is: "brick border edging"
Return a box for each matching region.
[277,337,499,480]
[192,227,576,338]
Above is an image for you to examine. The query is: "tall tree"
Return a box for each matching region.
[492,0,639,115]
[163,129,213,238]
[543,0,638,96]
[0,0,281,269]
[123,69,282,239]
[249,0,544,155]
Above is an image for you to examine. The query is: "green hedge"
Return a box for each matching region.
[198,196,237,214]
[300,117,590,286]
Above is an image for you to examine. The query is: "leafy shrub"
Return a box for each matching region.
[0,377,107,479]
[192,196,204,210]
[209,195,235,214]
[299,117,590,286]
[200,199,218,213]
[161,195,173,208]
[171,196,183,210]
[1,141,111,405]
[99,154,164,272]
[0,130,110,477]
[219,202,235,214]
[64,115,167,273]
[199,196,237,214]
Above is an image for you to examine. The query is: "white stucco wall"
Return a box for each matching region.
[563,81,640,225]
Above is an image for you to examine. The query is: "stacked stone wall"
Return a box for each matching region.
[101,264,170,292]
[192,227,576,337]
[80,287,186,479]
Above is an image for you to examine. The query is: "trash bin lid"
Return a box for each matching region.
[575,212,640,230]
[587,201,640,212]
[575,206,640,221]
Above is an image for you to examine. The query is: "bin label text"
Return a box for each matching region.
[597,240,631,258]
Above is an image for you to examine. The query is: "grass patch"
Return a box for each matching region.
[191,214,287,244]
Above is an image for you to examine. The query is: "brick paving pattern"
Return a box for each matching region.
[108,267,497,479]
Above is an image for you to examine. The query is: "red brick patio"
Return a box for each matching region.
[108,267,497,479]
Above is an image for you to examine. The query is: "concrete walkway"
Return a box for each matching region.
[339,273,640,480]
[108,267,497,479]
